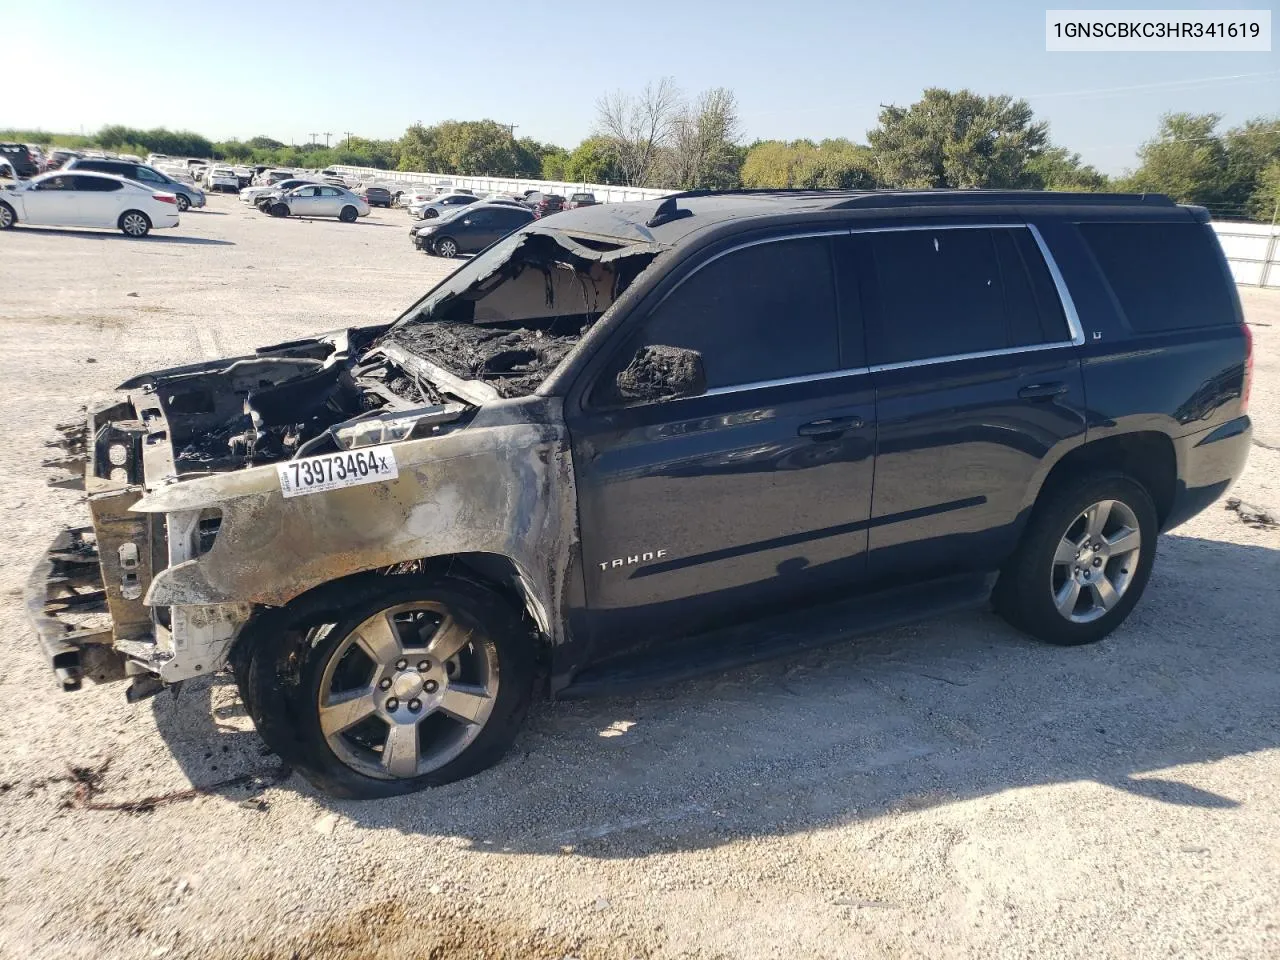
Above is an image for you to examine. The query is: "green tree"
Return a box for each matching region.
[564,136,622,184]
[247,135,285,150]
[540,145,570,180]
[664,87,743,190]
[1222,118,1280,214]
[1025,145,1110,191]
[1251,159,1280,222]
[867,88,1047,188]
[1118,113,1226,205]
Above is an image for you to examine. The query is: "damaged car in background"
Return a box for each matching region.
[30,190,1252,798]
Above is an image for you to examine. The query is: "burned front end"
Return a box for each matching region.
[28,224,661,699]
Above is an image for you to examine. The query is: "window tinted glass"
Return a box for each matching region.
[135,167,164,182]
[867,228,1007,364]
[319,187,342,196]
[77,177,123,192]
[1078,222,1237,331]
[40,176,76,191]
[624,236,840,392]
[991,229,1070,347]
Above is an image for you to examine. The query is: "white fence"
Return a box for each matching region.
[1212,221,1280,289]
[329,164,674,204]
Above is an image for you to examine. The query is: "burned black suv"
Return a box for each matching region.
[31,190,1252,798]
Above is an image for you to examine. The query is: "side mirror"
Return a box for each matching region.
[615,345,707,403]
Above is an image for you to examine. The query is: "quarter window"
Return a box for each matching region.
[617,235,841,394]
[1078,221,1237,332]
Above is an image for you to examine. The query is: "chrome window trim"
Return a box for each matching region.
[703,366,871,397]
[605,220,1087,401]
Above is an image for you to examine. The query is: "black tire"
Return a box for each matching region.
[993,471,1158,646]
[175,194,190,213]
[118,210,151,237]
[0,201,15,229]
[434,236,458,258]
[339,205,358,223]
[235,574,535,799]
[424,208,438,219]
[270,202,289,218]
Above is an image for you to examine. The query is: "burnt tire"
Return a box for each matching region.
[993,471,1158,646]
[339,205,358,223]
[434,236,458,258]
[118,210,151,237]
[270,202,290,218]
[234,574,535,799]
[0,201,15,229]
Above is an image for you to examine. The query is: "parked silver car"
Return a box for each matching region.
[264,184,370,222]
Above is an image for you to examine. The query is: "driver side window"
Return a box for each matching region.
[596,235,842,405]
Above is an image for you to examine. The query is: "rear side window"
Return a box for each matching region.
[861,227,1071,364]
[866,228,1007,363]
[622,235,840,391]
[1078,222,1237,331]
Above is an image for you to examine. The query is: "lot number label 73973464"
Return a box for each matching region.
[277,445,399,498]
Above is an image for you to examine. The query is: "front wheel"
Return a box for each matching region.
[434,236,458,258]
[270,202,289,218]
[235,575,535,799]
[339,205,358,222]
[118,210,151,237]
[0,201,15,229]
[994,472,1157,646]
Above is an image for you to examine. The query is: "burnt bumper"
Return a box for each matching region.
[25,526,124,691]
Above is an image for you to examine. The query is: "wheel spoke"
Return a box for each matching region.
[1055,579,1081,616]
[1104,527,1140,557]
[1090,575,1120,611]
[318,687,378,736]
[356,612,402,665]
[1085,500,1113,540]
[425,614,472,662]
[435,684,490,725]
[381,722,420,778]
[1053,536,1079,565]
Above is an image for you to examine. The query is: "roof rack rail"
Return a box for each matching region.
[831,189,1176,209]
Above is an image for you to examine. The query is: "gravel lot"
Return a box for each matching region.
[0,195,1278,960]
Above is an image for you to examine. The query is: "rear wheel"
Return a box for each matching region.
[434,236,458,258]
[175,194,190,213]
[0,201,15,229]
[234,575,535,799]
[339,205,358,222]
[994,472,1157,646]
[118,210,151,237]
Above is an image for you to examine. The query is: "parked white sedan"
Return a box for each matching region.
[0,171,180,237]
[264,184,370,222]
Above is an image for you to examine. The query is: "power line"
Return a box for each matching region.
[1028,70,1280,101]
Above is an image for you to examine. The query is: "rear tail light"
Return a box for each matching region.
[153,193,177,204]
[1242,323,1254,414]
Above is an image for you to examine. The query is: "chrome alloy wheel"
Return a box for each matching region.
[436,237,457,257]
[316,602,498,780]
[1050,499,1142,623]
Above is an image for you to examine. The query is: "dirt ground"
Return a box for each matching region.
[0,196,1277,960]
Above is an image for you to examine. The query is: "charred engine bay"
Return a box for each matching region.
[387,320,581,399]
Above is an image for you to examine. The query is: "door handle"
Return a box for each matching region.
[797,416,864,438]
[1018,382,1069,401]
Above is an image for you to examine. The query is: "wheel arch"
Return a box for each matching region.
[229,551,554,668]
[1032,431,1177,528]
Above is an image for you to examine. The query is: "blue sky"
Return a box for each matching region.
[7,0,1277,173]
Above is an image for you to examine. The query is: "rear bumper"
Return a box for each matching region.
[1166,415,1252,530]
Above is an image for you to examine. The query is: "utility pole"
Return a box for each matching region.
[343,131,354,149]
[505,123,518,139]
[323,132,332,147]
[308,133,318,148]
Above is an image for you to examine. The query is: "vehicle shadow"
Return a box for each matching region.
[290,218,397,228]
[14,227,233,245]
[151,531,1280,856]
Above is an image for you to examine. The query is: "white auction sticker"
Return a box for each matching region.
[277,445,399,498]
